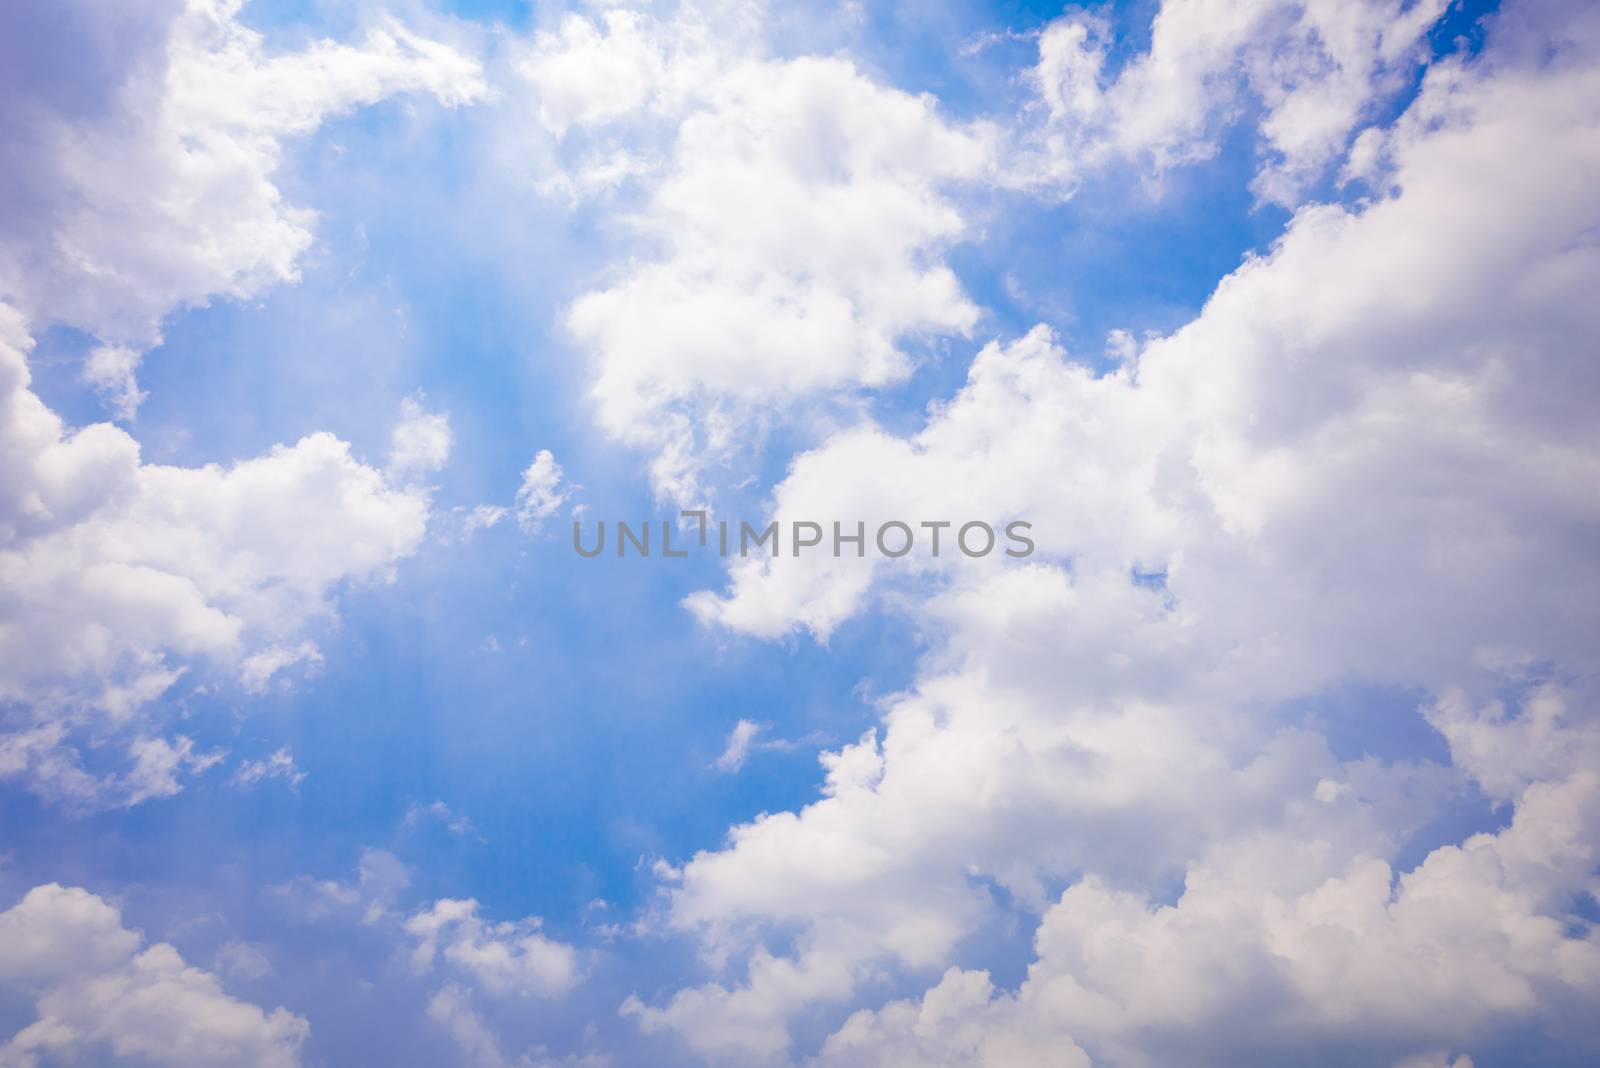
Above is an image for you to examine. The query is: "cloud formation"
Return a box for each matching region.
[1026,0,1449,204]
[0,0,484,414]
[521,1,993,501]
[0,883,308,1067]
[0,315,441,805]
[634,1,1600,1061]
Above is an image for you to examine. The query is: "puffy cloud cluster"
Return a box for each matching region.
[523,0,1468,505]
[0,306,442,806]
[823,687,1600,1068]
[274,849,583,1065]
[0,883,307,1067]
[0,0,484,415]
[519,1,993,501]
[405,898,581,1000]
[696,0,1600,672]
[402,895,583,1066]
[0,0,483,808]
[1027,0,1450,205]
[630,1,1600,1062]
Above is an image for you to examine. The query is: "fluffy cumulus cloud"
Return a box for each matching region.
[824,688,1600,1068]
[274,849,583,1063]
[405,898,581,1000]
[0,0,484,415]
[628,1,1600,1062]
[5,0,1598,1064]
[525,0,1462,505]
[388,395,455,481]
[1026,0,1449,205]
[519,0,994,501]
[0,309,442,806]
[0,0,482,808]
[0,883,307,1067]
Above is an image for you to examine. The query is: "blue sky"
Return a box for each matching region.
[3,1,1599,1066]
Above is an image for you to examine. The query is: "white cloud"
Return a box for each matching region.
[711,719,820,774]
[460,504,510,537]
[228,747,306,793]
[713,719,763,773]
[514,450,571,533]
[429,982,611,1068]
[405,898,580,1000]
[1394,1054,1475,1068]
[521,10,668,137]
[443,453,568,542]
[0,0,473,812]
[429,983,517,1068]
[820,695,1600,1065]
[0,883,307,1067]
[405,799,478,837]
[388,395,454,481]
[213,940,274,981]
[1025,0,1450,205]
[0,727,227,812]
[0,307,440,807]
[519,2,994,502]
[629,2,1600,1061]
[239,642,325,694]
[0,0,485,413]
[271,849,587,1062]
[268,847,411,927]
[122,734,227,807]
[82,345,148,423]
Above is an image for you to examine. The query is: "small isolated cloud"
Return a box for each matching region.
[461,504,509,537]
[405,898,580,999]
[229,748,306,793]
[388,395,454,481]
[214,940,274,981]
[427,983,510,1068]
[1394,1054,1475,1068]
[514,450,571,533]
[447,452,571,542]
[269,848,411,926]
[405,799,477,837]
[82,344,146,422]
[711,719,822,774]
[712,719,762,773]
